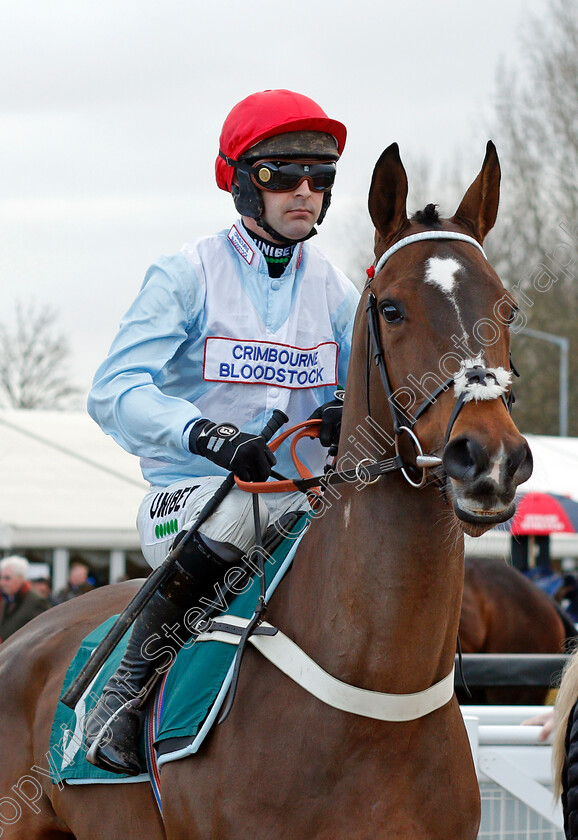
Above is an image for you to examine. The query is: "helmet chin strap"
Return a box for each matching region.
[256,216,318,245]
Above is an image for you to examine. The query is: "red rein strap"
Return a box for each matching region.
[235,419,322,496]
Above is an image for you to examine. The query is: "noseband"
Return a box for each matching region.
[364,230,515,488]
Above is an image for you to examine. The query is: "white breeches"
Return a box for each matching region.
[137,476,304,569]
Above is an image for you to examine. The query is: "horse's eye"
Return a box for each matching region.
[380,301,404,324]
[506,306,519,326]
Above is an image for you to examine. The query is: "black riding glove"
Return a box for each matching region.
[189,420,276,482]
[308,398,343,449]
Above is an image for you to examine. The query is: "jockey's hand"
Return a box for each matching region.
[308,398,343,449]
[189,420,276,482]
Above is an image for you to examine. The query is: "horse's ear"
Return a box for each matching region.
[451,141,501,243]
[368,143,409,244]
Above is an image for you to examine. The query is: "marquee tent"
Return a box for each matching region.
[0,409,148,589]
[2,409,578,583]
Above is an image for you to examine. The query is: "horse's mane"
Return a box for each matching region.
[411,203,441,225]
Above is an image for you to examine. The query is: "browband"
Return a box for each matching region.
[366,231,487,288]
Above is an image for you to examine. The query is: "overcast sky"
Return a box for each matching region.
[0,0,548,401]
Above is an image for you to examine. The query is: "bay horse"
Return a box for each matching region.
[0,141,533,839]
[459,555,575,704]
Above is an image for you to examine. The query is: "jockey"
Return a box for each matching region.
[85,89,359,775]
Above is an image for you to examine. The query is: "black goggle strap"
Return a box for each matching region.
[219,151,238,167]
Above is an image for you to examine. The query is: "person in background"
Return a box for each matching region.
[521,651,578,839]
[552,653,578,839]
[0,556,51,642]
[54,560,94,604]
[29,576,55,605]
[557,574,578,624]
[85,88,359,776]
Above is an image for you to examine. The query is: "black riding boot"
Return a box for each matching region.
[85,531,231,776]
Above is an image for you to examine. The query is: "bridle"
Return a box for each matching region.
[220,232,517,719]
[233,229,518,499]
[364,230,516,489]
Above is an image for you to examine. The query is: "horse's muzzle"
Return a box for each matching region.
[442,434,533,535]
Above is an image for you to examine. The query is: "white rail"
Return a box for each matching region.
[461,705,564,836]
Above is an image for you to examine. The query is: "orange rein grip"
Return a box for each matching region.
[234,419,322,494]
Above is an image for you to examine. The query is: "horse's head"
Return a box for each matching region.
[357,141,532,536]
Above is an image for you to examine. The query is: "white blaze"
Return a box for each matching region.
[424,256,469,340]
[424,257,462,295]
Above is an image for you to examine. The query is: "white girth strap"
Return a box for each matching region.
[196,615,455,722]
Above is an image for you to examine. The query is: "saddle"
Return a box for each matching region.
[49,512,310,785]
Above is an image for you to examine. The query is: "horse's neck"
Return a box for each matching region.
[275,477,464,694]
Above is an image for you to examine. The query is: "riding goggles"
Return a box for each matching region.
[244,160,337,192]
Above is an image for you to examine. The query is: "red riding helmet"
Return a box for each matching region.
[216,90,347,240]
[216,89,347,192]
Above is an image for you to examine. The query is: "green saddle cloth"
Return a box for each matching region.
[49,513,310,784]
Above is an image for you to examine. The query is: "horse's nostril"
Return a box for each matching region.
[506,444,525,477]
[443,438,473,481]
[444,436,533,486]
[443,437,488,481]
[508,440,533,483]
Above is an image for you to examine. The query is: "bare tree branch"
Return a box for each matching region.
[0,301,81,410]
[487,0,578,435]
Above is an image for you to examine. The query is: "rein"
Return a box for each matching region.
[235,419,404,496]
